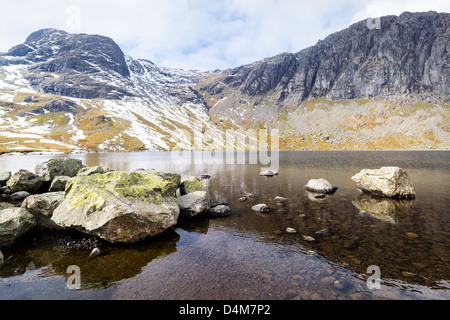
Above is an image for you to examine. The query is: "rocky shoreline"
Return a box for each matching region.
[0,157,416,261]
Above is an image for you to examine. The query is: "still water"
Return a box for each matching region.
[0,151,449,300]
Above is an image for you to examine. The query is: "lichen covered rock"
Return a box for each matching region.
[6,169,43,193]
[179,176,210,196]
[35,158,85,182]
[22,192,65,230]
[51,170,181,243]
[49,176,71,192]
[351,166,416,199]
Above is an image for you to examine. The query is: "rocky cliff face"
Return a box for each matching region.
[198,11,449,105]
[0,11,448,153]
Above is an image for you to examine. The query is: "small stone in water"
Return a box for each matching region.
[238,196,248,202]
[405,232,419,238]
[89,247,104,258]
[333,279,345,290]
[302,235,316,242]
[286,228,297,234]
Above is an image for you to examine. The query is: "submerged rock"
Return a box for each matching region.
[21,192,65,230]
[302,235,316,242]
[274,196,288,203]
[351,167,416,199]
[352,193,414,224]
[89,247,105,258]
[176,191,210,218]
[208,204,232,217]
[6,170,43,194]
[35,158,85,182]
[51,170,181,243]
[49,176,71,192]
[286,227,297,234]
[305,178,338,194]
[251,204,270,213]
[0,207,36,248]
[260,169,278,176]
[306,191,329,201]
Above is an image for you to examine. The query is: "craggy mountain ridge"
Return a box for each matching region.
[0,11,448,153]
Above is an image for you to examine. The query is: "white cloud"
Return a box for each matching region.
[0,0,448,71]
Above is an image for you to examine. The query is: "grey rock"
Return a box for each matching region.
[333,279,345,290]
[35,158,85,182]
[10,191,31,202]
[251,204,270,212]
[0,172,11,187]
[260,169,278,176]
[305,179,338,194]
[6,170,43,193]
[51,170,181,243]
[351,166,416,199]
[49,176,71,192]
[200,12,450,104]
[89,247,105,258]
[176,191,211,218]
[77,166,112,176]
[274,196,288,202]
[21,192,65,230]
[0,207,36,248]
[286,227,297,234]
[208,205,231,217]
[238,196,248,202]
[302,235,316,242]
[179,176,210,196]
[0,186,10,195]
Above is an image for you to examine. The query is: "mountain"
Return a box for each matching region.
[0,11,449,153]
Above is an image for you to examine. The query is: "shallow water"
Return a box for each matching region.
[0,151,449,300]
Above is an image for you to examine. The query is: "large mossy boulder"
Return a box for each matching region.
[22,192,65,230]
[6,169,43,194]
[351,167,416,199]
[0,207,36,248]
[35,158,85,182]
[51,170,181,243]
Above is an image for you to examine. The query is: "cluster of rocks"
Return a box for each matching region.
[249,166,416,240]
[0,158,221,250]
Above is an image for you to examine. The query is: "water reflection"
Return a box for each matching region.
[0,229,180,289]
[0,151,449,299]
[352,194,414,224]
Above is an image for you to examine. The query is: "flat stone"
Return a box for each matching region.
[251,204,270,212]
[305,178,338,194]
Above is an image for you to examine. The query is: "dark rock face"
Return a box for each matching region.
[200,11,450,103]
[5,28,133,99]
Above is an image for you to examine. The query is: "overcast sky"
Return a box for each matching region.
[1,0,449,70]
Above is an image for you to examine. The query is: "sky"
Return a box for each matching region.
[0,0,449,71]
